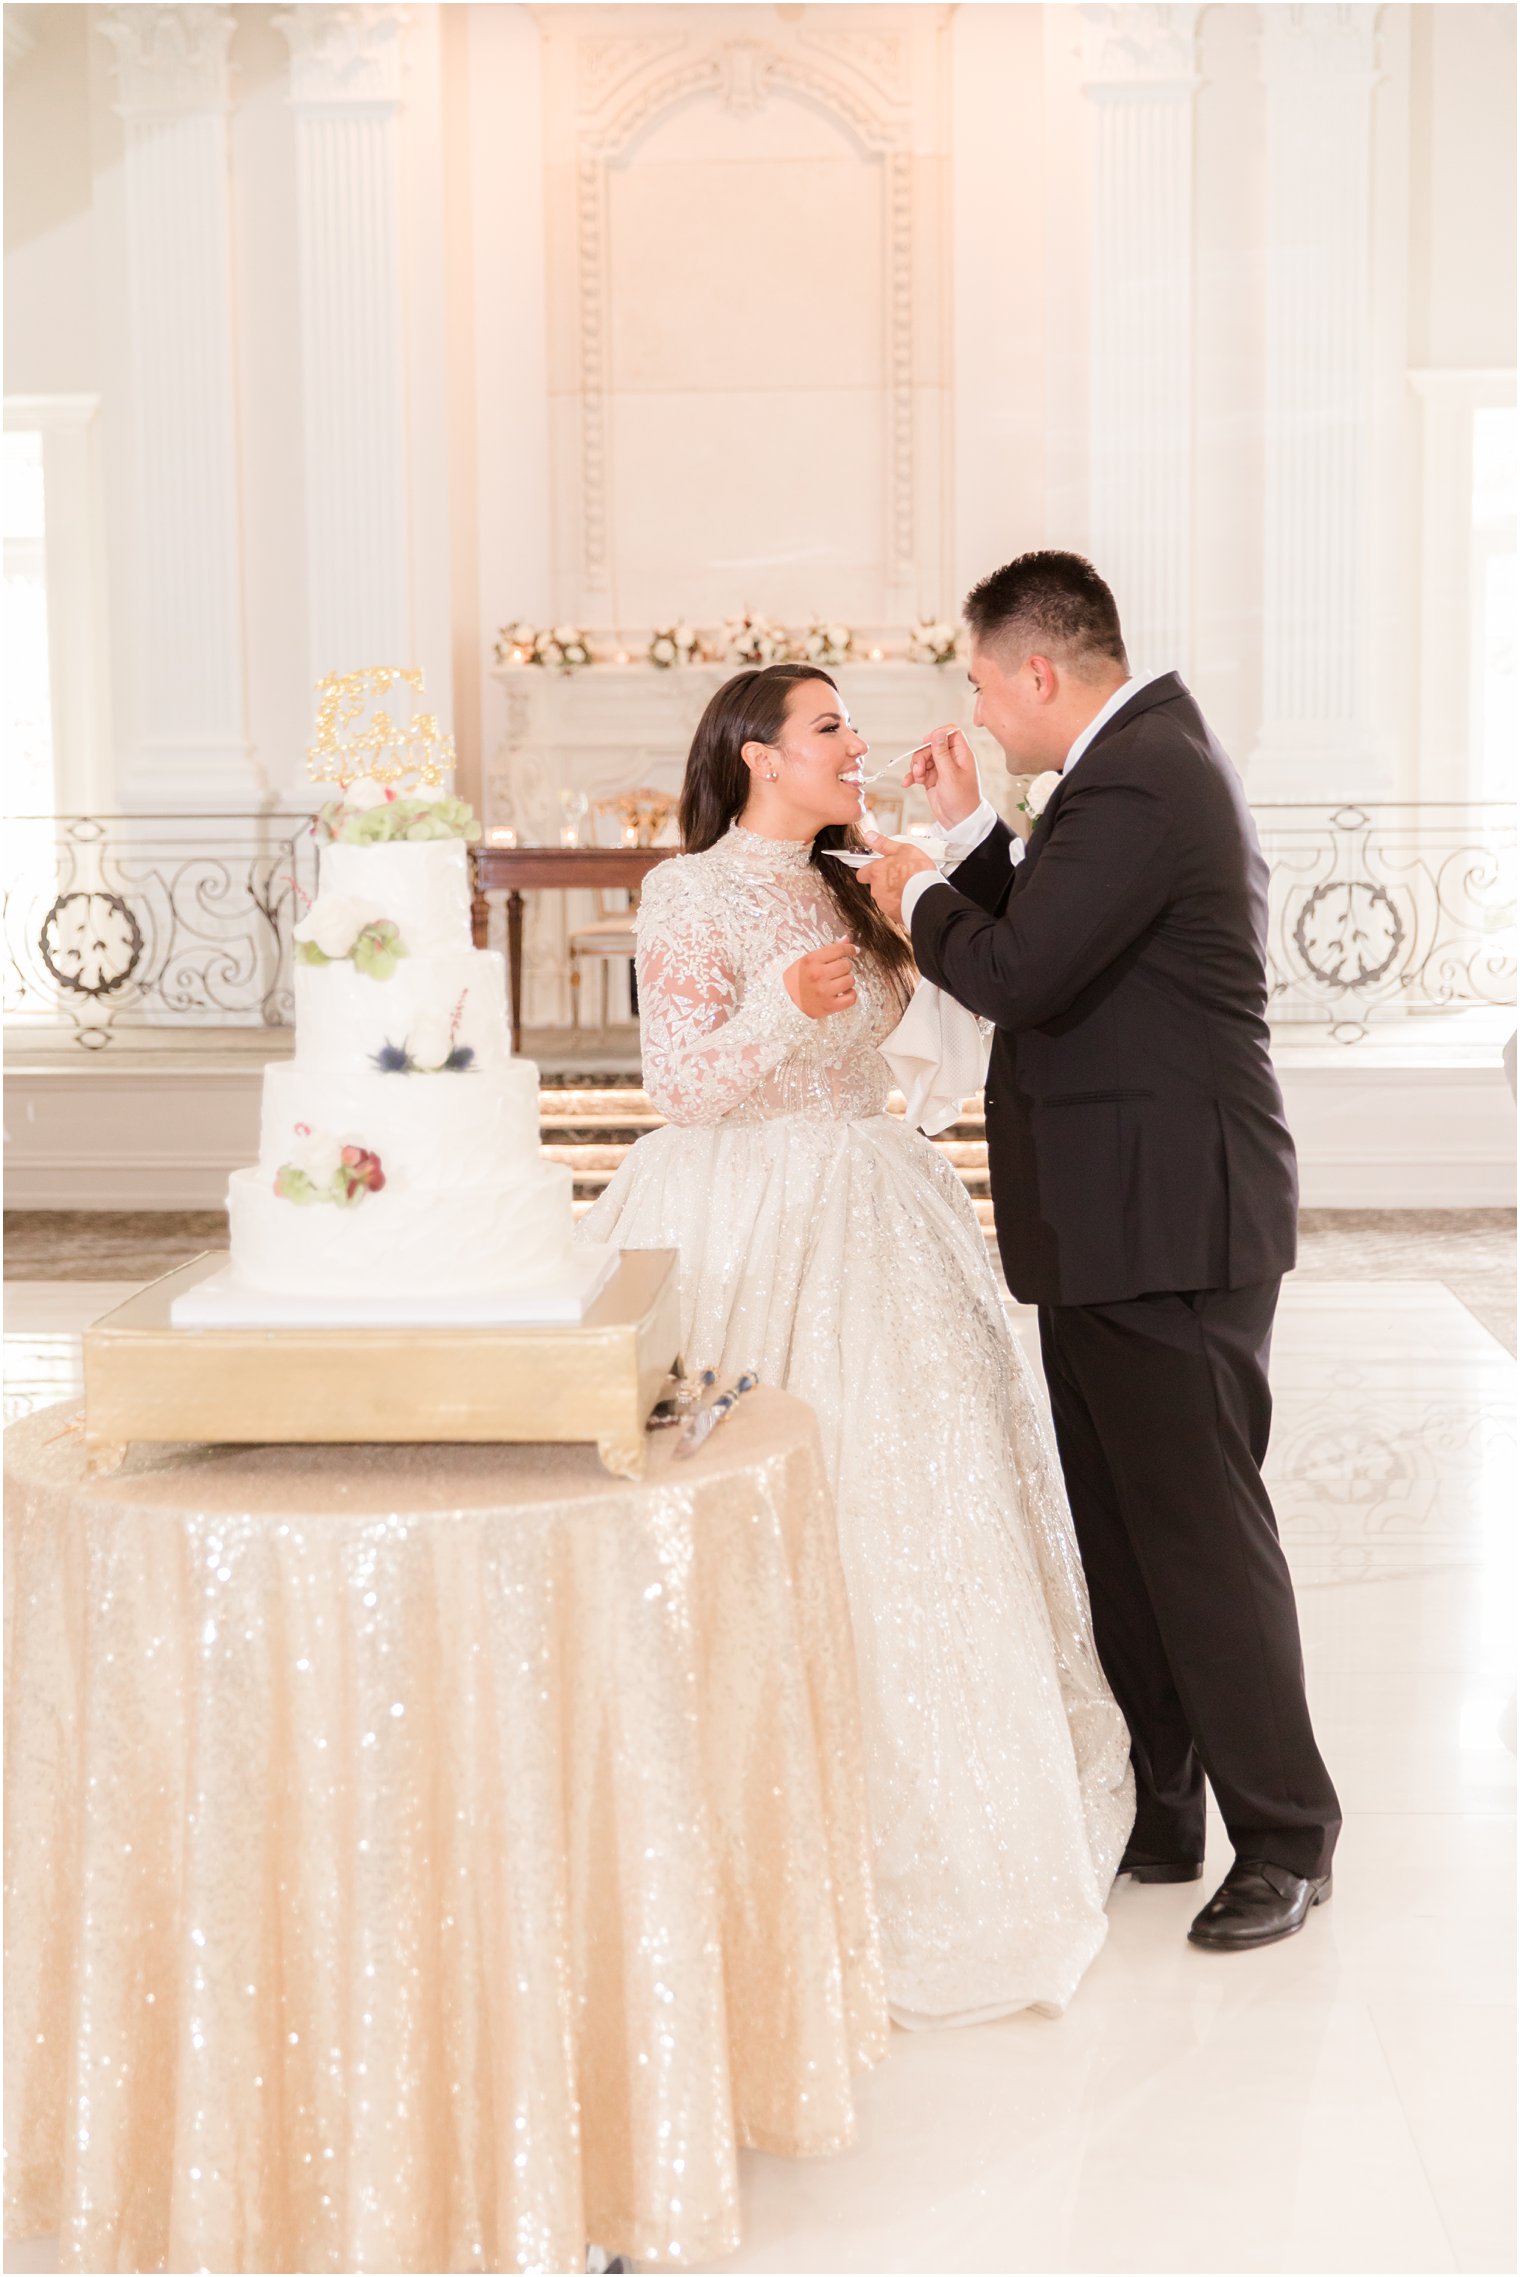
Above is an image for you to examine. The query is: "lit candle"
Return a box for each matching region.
[868,646,884,662]
[487,824,518,848]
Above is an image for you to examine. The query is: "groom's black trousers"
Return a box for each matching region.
[1038,1280,1341,1882]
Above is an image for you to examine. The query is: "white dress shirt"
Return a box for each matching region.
[899,670,1168,931]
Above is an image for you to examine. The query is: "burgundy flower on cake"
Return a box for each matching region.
[273,1126,386,1206]
[338,1146,385,1202]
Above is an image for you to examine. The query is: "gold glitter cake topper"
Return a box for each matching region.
[305,666,456,791]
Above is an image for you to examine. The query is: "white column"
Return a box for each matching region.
[1081,4,1199,676]
[99,7,255,806]
[1253,5,1379,791]
[276,4,411,682]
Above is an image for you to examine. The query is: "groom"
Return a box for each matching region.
[864,551,1340,1951]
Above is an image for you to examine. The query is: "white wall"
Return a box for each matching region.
[1414,2,1518,370]
[3,5,96,396]
[2,1,1514,813]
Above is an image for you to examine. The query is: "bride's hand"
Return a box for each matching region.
[905,725,982,830]
[785,940,859,1018]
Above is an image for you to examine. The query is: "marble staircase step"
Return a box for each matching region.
[535,1085,992,1213]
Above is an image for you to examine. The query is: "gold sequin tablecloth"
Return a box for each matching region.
[3,1391,888,2274]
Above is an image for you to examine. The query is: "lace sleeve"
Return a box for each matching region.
[635,860,815,1125]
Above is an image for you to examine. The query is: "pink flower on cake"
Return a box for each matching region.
[273,1126,385,1205]
[339,1146,385,1197]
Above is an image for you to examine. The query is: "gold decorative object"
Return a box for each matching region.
[600,787,677,848]
[83,1249,682,1481]
[305,664,457,790]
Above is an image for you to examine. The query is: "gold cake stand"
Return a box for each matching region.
[81,1249,681,1481]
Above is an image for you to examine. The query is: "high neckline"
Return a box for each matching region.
[725,822,815,871]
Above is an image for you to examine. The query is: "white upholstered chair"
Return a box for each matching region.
[568,788,678,1028]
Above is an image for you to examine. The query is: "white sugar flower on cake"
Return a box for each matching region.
[288,1126,344,1186]
[407,1013,453,1070]
[371,988,477,1076]
[340,778,394,813]
[295,893,384,959]
[274,1125,386,1207]
[294,893,408,980]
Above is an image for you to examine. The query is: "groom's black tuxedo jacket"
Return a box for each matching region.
[909,674,1297,1308]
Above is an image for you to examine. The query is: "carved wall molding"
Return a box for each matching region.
[573,27,688,113]
[1080,2,1202,93]
[796,21,911,106]
[575,154,611,593]
[98,5,234,115]
[549,9,932,618]
[3,4,41,70]
[275,4,407,108]
[584,31,909,161]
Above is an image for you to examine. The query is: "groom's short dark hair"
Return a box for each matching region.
[964,552,1129,677]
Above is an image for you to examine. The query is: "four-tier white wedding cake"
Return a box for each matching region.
[173,671,608,1326]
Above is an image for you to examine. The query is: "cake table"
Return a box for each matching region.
[82,1249,681,1480]
[3,1386,887,2274]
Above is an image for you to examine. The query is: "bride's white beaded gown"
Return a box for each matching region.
[578,823,1135,2026]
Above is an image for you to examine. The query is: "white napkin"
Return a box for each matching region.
[881,978,991,1137]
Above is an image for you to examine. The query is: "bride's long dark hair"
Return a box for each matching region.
[679,664,916,1008]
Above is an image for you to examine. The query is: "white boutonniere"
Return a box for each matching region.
[1018,770,1063,826]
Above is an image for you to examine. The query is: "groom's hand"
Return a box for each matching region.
[904,725,982,831]
[860,831,935,925]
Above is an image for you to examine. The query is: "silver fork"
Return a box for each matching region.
[856,744,927,787]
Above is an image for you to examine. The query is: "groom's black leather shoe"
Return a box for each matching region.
[1117,1846,1204,1884]
[1187,1860,1332,1950]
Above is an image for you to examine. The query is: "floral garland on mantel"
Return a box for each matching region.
[493,615,963,674]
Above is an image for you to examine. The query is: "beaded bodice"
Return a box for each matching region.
[634,825,899,1126]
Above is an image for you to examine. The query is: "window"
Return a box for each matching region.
[3,428,56,815]
[1,397,107,819]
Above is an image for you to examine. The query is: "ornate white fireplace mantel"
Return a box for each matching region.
[484,658,1011,1028]
[486,658,1007,833]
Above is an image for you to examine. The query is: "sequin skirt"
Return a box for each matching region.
[580,1111,1136,2026]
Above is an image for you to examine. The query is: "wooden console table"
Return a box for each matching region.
[471,844,676,1054]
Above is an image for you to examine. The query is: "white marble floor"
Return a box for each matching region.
[3,1276,1514,2276]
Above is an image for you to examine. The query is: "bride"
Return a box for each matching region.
[578,663,1134,2028]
